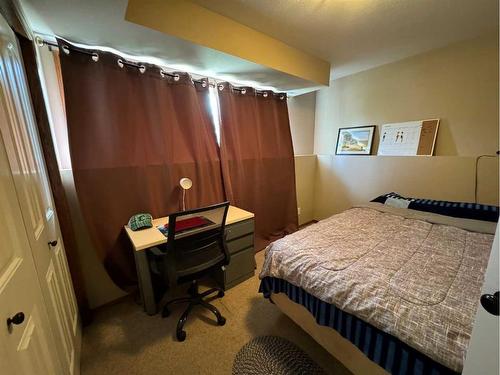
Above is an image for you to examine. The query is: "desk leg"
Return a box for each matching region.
[134,250,157,315]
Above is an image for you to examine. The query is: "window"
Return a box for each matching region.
[208,86,221,145]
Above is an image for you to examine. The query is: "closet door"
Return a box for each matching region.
[0,32,61,375]
[0,15,80,375]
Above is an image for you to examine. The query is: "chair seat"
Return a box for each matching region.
[175,243,225,278]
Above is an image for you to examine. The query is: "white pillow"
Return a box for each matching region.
[385,197,410,209]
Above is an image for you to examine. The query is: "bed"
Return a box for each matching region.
[259,199,497,375]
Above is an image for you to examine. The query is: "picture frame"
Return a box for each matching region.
[335,125,376,155]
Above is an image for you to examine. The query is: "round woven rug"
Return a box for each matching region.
[232,336,327,375]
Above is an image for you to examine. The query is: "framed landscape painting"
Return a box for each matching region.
[335,125,376,155]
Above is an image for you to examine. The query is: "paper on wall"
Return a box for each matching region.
[378,121,423,156]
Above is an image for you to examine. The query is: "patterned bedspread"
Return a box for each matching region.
[259,203,496,372]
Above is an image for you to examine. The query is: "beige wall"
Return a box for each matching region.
[313,155,499,219]
[288,92,316,155]
[289,93,317,225]
[315,33,499,156]
[312,33,499,218]
[294,155,317,225]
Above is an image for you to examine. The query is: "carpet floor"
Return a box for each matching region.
[81,251,351,375]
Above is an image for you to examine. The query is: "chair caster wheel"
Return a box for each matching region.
[217,290,225,298]
[217,316,226,326]
[176,330,186,342]
[162,308,170,318]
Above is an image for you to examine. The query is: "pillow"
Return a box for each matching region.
[408,198,499,222]
[371,192,499,222]
[371,192,412,204]
[385,196,411,209]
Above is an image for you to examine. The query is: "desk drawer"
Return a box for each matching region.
[227,234,253,255]
[224,247,255,288]
[226,219,254,241]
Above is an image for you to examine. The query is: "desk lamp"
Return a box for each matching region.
[179,177,193,211]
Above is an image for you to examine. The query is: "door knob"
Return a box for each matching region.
[48,240,58,247]
[6,312,25,328]
[480,291,499,316]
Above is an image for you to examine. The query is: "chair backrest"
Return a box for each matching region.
[167,201,230,242]
[164,202,230,282]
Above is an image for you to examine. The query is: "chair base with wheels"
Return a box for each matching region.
[162,280,226,342]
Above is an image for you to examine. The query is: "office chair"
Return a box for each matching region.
[152,202,230,341]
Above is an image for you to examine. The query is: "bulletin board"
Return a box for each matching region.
[377,119,440,156]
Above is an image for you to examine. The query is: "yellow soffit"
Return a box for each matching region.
[125,0,330,86]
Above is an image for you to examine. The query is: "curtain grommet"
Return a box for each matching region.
[218,84,224,91]
[241,89,246,95]
[201,80,207,88]
[160,69,166,78]
[263,92,268,98]
[91,53,99,62]
[117,59,124,68]
[174,74,180,82]
[62,45,70,55]
[34,36,44,47]
[139,65,146,74]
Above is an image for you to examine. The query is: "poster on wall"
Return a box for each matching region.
[377,119,440,156]
[335,125,376,155]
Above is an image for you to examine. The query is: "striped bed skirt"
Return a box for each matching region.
[259,277,458,375]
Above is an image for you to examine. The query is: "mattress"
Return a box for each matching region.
[260,278,456,375]
[259,202,496,372]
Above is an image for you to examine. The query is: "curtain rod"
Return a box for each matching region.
[34,37,285,97]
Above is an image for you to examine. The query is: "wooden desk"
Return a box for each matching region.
[125,206,255,315]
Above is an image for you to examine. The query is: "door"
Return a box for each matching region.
[0,15,80,375]
[0,78,61,373]
[463,223,499,374]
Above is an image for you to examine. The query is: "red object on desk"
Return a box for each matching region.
[165,216,213,233]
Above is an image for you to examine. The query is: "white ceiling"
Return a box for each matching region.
[194,0,499,78]
[18,0,319,95]
[18,0,498,92]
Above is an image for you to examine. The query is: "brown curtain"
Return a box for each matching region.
[57,41,225,287]
[218,84,298,251]
[16,34,92,324]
